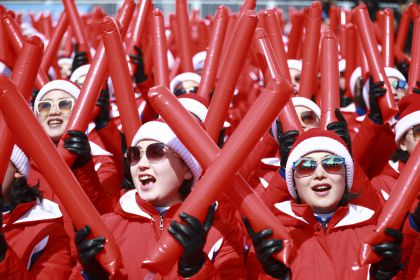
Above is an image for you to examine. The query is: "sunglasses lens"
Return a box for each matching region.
[392,80,407,90]
[127,146,141,166]
[294,159,317,177]
[413,126,420,139]
[58,99,74,113]
[146,143,167,163]
[300,111,319,125]
[37,101,52,116]
[321,156,345,174]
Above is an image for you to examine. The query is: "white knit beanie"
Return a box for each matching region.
[285,128,354,199]
[169,72,202,94]
[10,145,30,177]
[69,64,90,84]
[34,80,80,113]
[131,121,202,183]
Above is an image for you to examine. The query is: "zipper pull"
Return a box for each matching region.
[160,215,164,231]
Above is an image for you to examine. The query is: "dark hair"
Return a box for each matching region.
[9,177,43,212]
[391,148,409,164]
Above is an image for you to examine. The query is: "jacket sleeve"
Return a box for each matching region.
[0,246,31,280]
[29,221,73,280]
[73,159,116,214]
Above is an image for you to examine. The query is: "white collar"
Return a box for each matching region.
[119,190,154,220]
[13,199,62,224]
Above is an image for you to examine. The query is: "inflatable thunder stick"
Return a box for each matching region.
[57,0,135,165]
[353,4,398,122]
[320,30,340,129]
[0,35,44,182]
[102,17,141,145]
[176,0,194,72]
[126,0,151,54]
[344,24,357,98]
[151,9,170,88]
[286,11,304,59]
[196,6,228,102]
[41,12,68,72]
[408,17,420,95]
[299,2,322,99]
[359,142,420,266]
[0,76,122,275]
[395,8,410,51]
[143,79,294,275]
[204,11,257,141]
[62,0,91,57]
[253,28,281,82]
[382,9,394,67]
[2,13,48,90]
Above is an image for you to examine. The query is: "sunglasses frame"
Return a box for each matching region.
[300,110,320,126]
[391,80,408,90]
[293,155,346,178]
[407,125,420,141]
[36,98,75,116]
[173,86,199,97]
[125,143,178,166]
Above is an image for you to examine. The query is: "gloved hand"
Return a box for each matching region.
[75,225,108,279]
[71,44,89,73]
[327,108,352,154]
[0,197,7,261]
[367,75,387,125]
[243,217,289,279]
[94,88,111,130]
[63,130,92,169]
[370,228,404,280]
[129,46,147,84]
[412,81,420,95]
[168,203,216,278]
[276,120,299,169]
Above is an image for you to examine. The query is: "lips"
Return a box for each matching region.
[47,118,63,128]
[138,174,156,191]
[311,184,331,197]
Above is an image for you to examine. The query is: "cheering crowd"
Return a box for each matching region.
[0,0,420,279]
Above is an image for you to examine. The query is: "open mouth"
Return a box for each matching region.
[139,175,156,186]
[311,184,331,192]
[47,119,63,127]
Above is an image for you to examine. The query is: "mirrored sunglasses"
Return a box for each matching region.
[392,80,408,90]
[293,155,346,178]
[125,143,174,166]
[173,86,199,97]
[36,98,75,117]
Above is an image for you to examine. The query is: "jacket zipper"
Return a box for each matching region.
[159,214,164,231]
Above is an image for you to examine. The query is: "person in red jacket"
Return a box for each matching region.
[0,145,72,279]
[74,120,247,279]
[244,128,417,279]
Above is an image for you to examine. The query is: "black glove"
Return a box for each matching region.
[277,120,299,169]
[243,217,289,279]
[327,108,352,154]
[396,60,409,81]
[75,225,108,279]
[0,197,7,261]
[129,46,147,84]
[95,88,111,130]
[367,75,387,125]
[64,130,92,169]
[168,203,216,278]
[412,81,420,95]
[370,228,404,280]
[71,44,89,73]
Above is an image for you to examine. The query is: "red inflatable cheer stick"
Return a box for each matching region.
[0,76,122,275]
[57,0,135,165]
[0,35,44,182]
[253,28,281,82]
[395,8,410,52]
[143,79,293,275]
[299,2,322,99]
[102,17,141,145]
[408,17,420,95]
[344,23,357,98]
[359,142,420,266]
[286,10,304,59]
[151,9,170,88]
[353,4,398,122]
[126,0,151,57]
[262,9,290,81]
[329,5,339,33]
[320,30,340,129]
[382,9,394,67]
[196,6,228,102]
[41,11,68,73]
[62,0,91,58]
[408,2,420,21]
[176,0,194,72]
[0,6,14,68]
[2,13,48,90]
[205,11,257,141]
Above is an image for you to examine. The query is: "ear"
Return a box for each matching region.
[399,138,408,152]
[14,172,23,179]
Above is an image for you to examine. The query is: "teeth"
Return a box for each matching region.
[313,185,330,191]
[140,175,152,180]
[48,120,62,125]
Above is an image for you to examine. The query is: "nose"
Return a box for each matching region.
[137,152,151,171]
[313,164,327,180]
[49,103,60,115]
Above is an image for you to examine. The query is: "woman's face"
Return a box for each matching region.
[130,140,193,207]
[294,151,346,214]
[294,105,320,131]
[36,90,75,144]
[388,76,407,103]
[400,125,420,155]
[289,68,301,95]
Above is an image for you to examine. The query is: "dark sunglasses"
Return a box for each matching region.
[300,111,320,126]
[125,143,176,166]
[36,98,74,117]
[392,80,408,90]
[173,86,199,97]
[293,155,346,178]
[406,125,420,141]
